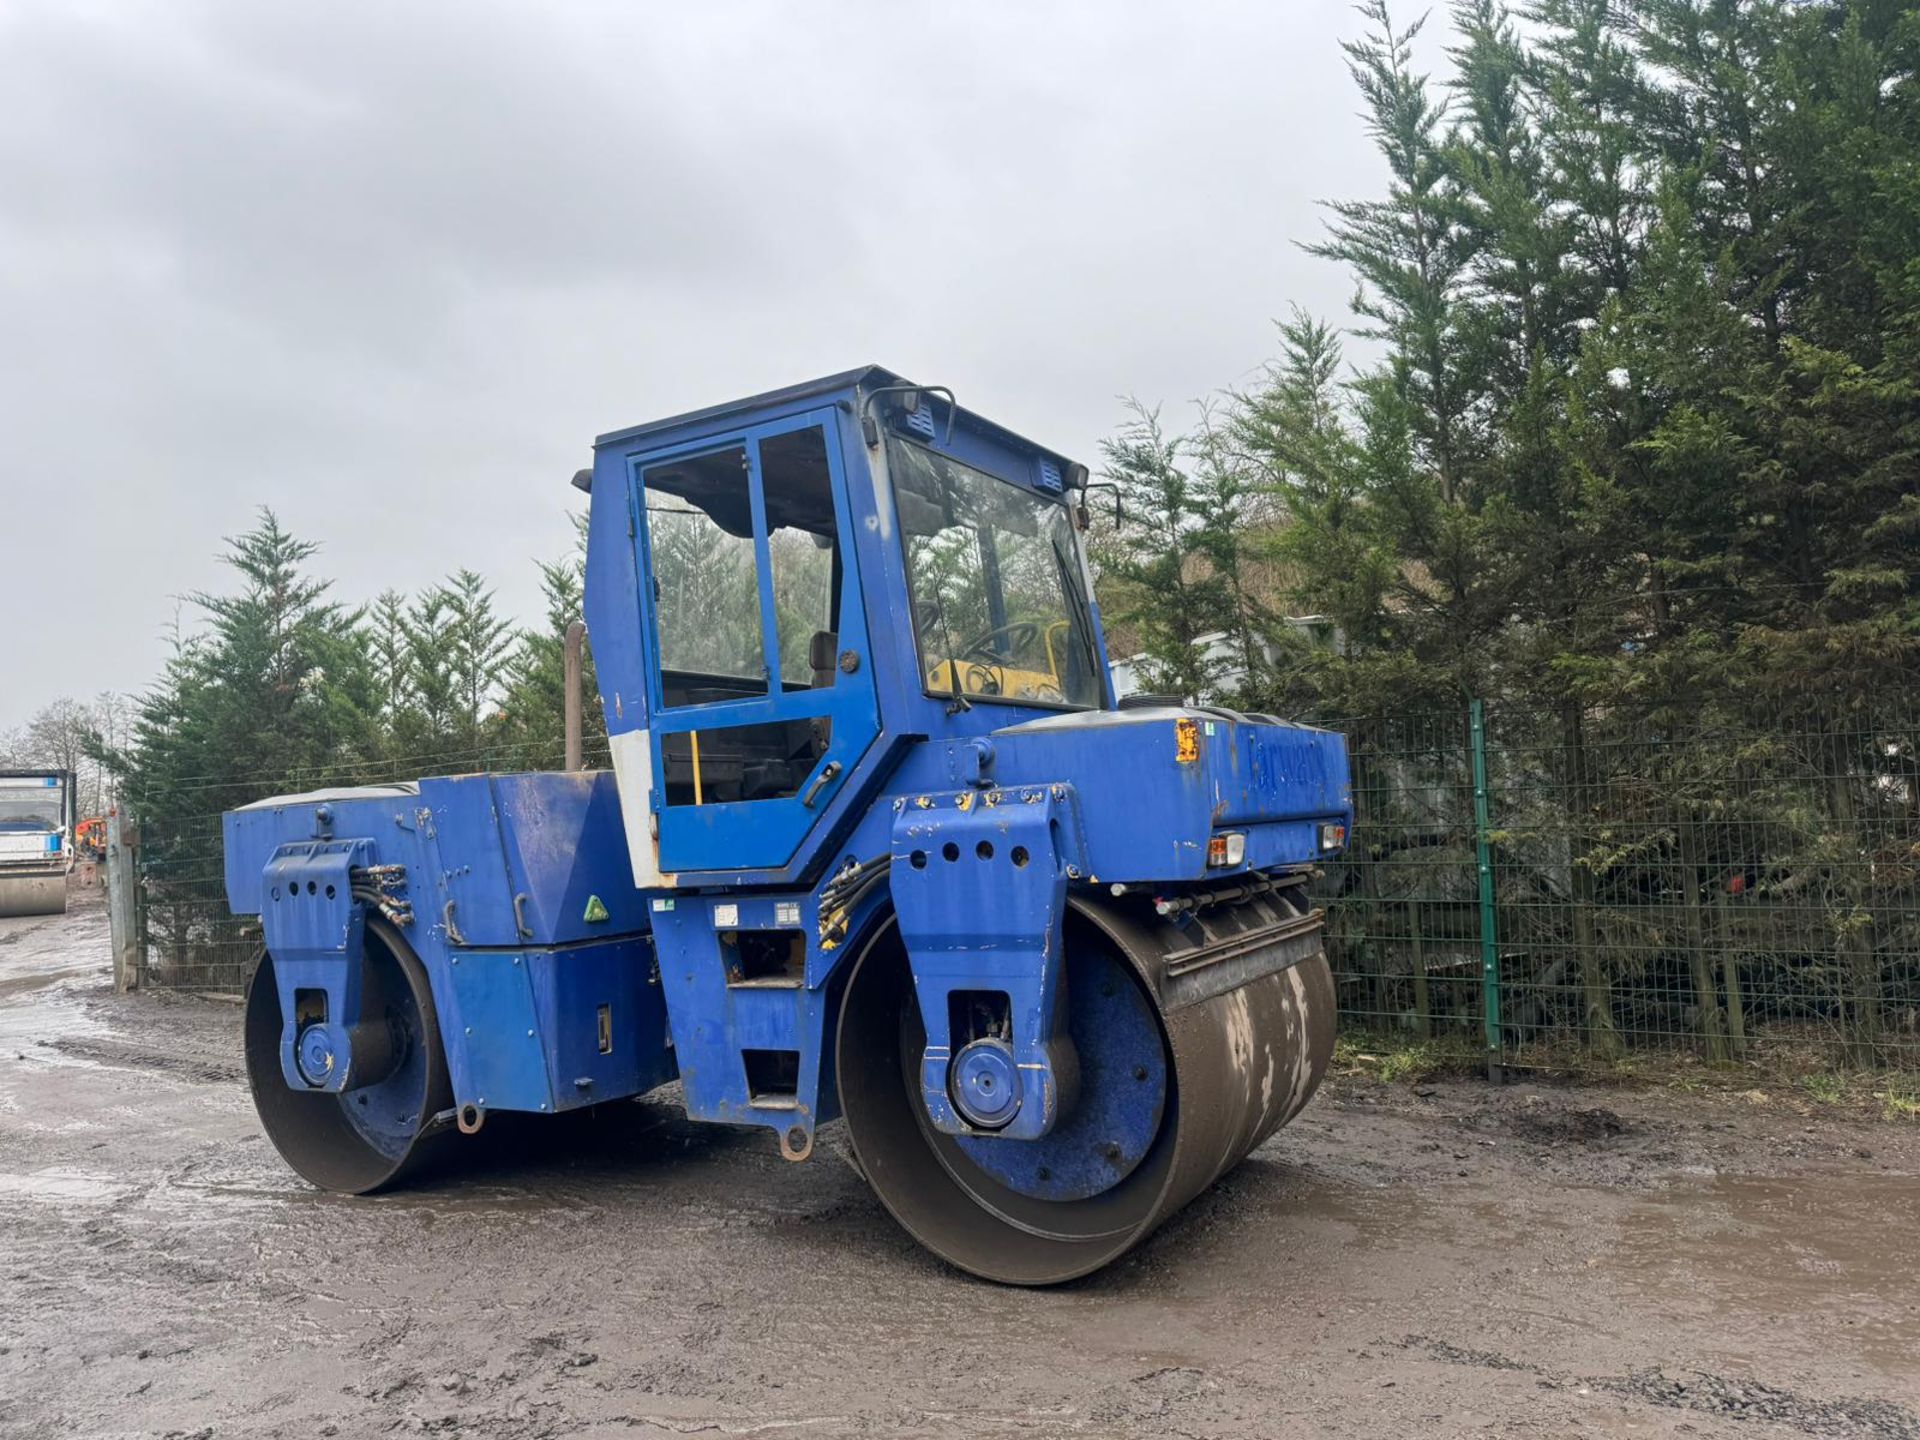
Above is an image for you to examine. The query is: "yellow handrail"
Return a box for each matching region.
[1043,619,1068,684]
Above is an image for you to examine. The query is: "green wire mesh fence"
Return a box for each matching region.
[131,703,1919,1076]
[1324,700,1920,1076]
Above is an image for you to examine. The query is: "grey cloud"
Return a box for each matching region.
[0,0,1432,730]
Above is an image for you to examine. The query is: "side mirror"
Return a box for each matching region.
[1078,482,1125,530]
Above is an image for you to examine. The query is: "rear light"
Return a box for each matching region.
[1206,832,1246,868]
[1318,822,1348,853]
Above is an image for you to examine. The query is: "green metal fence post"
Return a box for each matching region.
[1469,699,1504,1083]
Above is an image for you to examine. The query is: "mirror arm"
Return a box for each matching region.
[860,384,958,447]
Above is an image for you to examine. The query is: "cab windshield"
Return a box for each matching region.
[0,784,63,834]
[889,440,1102,709]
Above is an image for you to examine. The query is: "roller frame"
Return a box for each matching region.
[243,922,453,1194]
[889,782,1087,1143]
[256,839,375,1093]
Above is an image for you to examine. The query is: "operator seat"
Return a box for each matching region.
[809,630,838,690]
[808,630,837,756]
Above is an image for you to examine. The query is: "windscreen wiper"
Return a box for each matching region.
[1050,533,1098,696]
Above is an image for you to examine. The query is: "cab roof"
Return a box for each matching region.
[581,365,1081,492]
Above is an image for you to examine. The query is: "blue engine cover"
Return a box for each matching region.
[958,708,1352,884]
[225,772,676,1124]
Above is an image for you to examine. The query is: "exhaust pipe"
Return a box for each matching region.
[563,619,587,772]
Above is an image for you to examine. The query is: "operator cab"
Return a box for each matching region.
[584,366,1111,882]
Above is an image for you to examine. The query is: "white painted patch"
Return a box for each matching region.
[1286,963,1314,1113]
[608,728,673,890]
[1223,986,1256,1100]
[868,446,894,541]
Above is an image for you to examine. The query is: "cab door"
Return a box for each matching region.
[632,409,879,876]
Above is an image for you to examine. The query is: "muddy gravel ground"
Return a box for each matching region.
[2,897,1918,1439]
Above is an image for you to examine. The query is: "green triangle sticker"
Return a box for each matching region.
[583,894,610,924]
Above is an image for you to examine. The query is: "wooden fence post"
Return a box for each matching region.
[107,809,140,992]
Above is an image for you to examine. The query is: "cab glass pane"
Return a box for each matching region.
[642,446,765,703]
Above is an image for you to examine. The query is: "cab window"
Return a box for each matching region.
[640,423,847,806]
[762,426,839,689]
[642,446,765,702]
[890,440,1101,708]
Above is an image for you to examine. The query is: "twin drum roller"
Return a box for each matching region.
[224,368,1351,1283]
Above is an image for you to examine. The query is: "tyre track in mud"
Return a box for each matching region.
[1404,1336,1920,1440]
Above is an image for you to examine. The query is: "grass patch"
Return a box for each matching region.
[1799,1071,1848,1105]
[1334,1031,1484,1084]
[1880,1083,1920,1122]
[1331,1022,1920,1120]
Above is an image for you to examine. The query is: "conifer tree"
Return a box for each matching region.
[1095,0,1920,1064]
[1092,403,1258,700]
[442,569,514,758]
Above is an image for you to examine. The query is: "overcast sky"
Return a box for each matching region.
[0,0,1447,733]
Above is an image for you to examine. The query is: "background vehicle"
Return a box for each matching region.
[75,816,107,863]
[220,368,1354,1284]
[0,770,76,917]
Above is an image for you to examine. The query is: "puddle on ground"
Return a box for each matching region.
[0,1166,132,1202]
[1608,1171,1920,1377]
[0,907,110,993]
[0,981,113,1072]
[0,910,115,1072]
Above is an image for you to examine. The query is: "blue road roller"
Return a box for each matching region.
[222,368,1353,1284]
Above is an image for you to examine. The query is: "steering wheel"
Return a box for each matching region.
[958,619,1043,662]
[963,662,1001,696]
